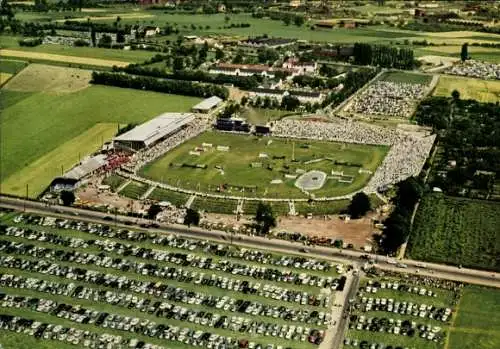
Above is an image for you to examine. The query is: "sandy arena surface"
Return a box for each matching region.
[3,64,91,93]
[0,49,130,67]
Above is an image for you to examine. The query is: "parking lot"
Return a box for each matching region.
[0,209,349,349]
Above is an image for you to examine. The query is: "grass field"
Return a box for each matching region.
[407,194,500,272]
[433,75,500,103]
[0,59,28,74]
[448,286,500,349]
[148,188,190,206]
[102,174,126,192]
[1,123,117,197]
[0,210,337,349]
[0,72,12,85]
[414,45,500,63]
[241,107,294,125]
[378,71,433,85]
[119,181,149,200]
[140,131,388,199]
[0,65,201,197]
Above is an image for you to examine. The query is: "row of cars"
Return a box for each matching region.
[1,224,343,290]
[0,238,325,306]
[0,314,163,349]
[356,297,452,322]
[363,280,440,298]
[14,214,335,272]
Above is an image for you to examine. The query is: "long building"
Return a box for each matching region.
[113,113,195,151]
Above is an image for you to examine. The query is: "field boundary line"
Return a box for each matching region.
[444,289,463,349]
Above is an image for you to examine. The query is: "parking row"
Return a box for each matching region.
[0,314,163,349]
[0,293,281,349]
[0,240,326,306]
[12,214,334,272]
[1,224,342,289]
[348,315,444,343]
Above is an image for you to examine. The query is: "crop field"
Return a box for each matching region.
[140,131,388,200]
[242,200,290,216]
[191,196,238,215]
[448,286,500,349]
[343,273,460,349]
[0,210,345,349]
[433,75,500,103]
[378,71,433,85]
[414,45,500,63]
[0,65,201,198]
[0,59,28,74]
[407,194,500,272]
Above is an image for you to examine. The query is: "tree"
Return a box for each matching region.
[255,202,276,235]
[348,192,371,219]
[241,95,248,106]
[257,48,279,64]
[184,208,200,227]
[283,14,291,26]
[232,49,244,64]
[281,95,301,111]
[460,42,468,62]
[451,89,460,101]
[395,177,423,210]
[294,15,305,27]
[173,56,184,71]
[90,26,96,47]
[147,204,162,220]
[215,48,225,60]
[60,191,75,206]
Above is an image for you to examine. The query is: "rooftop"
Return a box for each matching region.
[114,113,195,146]
[192,96,223,111]
[63,154,107,181]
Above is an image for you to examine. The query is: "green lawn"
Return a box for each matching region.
[414,45,500,63]
[448,286,500,349]
[148,188,190,206]
[0,332,77,349]
[408,194,500,272]
[140,131,388,199]
[378,71,433,85]
[0,58,28,74]
[241,107,295,125]
[0,85,201,197]
[102,174,126,192]
[118,181,149,199]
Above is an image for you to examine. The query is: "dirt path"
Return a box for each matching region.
[0,49,129,67]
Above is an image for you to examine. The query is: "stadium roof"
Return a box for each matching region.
[114,113,195,146]
[63,154,107,181]
[192,96,223,112]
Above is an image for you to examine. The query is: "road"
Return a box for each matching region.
[1,195,499,289]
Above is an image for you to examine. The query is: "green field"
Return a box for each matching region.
[0,58,28,74]
[148,188,190,206]
[102,174,126,192]
[415,45,500,63]
[448,286,500,349]
[433,75,500,103]
[408,194,500,272]
[241,107,293,125]
[140,131,388,199]
[0,76,201,197]
[119,181,149,199]
[378,71,433,85]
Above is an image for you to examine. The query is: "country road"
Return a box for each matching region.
[1,195,499,289]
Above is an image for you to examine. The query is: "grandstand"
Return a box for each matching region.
[113,113,195,151]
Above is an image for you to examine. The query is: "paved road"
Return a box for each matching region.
[1,195,499,289]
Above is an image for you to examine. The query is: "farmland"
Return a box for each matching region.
[433,75,500,103]
[139,131,388,199]
[0,64,201,198]
[344,273,460,349]
[448,286,500,349]
[407,194,500,272]
[0,210,345,349]
[378,71,433,85]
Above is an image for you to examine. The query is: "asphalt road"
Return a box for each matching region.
[1,195,499,289]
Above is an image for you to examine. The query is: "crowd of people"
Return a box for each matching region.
[123,116,210,173]
[345,81,427,118]
[273,119,436,193]
[446,60,500,80]
[364,133,436,192]
[273,118,399,145]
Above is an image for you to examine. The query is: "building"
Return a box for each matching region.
[215,117,251,133]
[209,63,296,79]
[282,58,317,74]
[113,113,195,151]
[192,96,223,113]
[249,88,325,104]
[240,37,296,49]
[49,154,108,192]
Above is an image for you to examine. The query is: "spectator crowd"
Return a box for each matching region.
[273,119,436,192]
[446,60,500,80]
[345,81,427,118]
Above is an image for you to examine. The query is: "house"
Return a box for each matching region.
[208,63,296,79]
[282,58,317,74]
[249,88,325,104]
